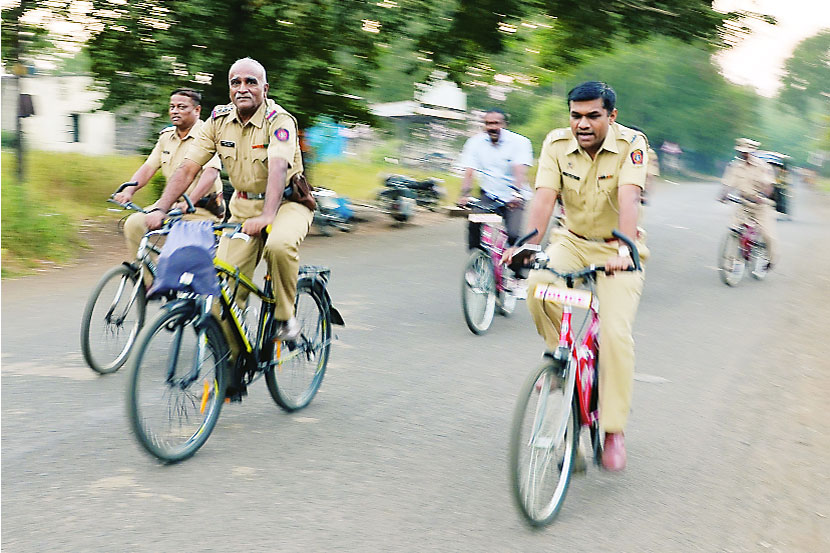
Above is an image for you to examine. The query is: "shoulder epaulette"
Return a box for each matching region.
[548,128,571,142]
[211,104,234,119]
[158,125,175,135]
[617,124,645,145]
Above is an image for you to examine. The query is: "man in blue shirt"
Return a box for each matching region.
[458,109,534,250]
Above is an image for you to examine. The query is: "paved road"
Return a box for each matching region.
[3,180,829,552]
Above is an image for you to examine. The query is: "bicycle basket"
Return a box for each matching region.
[147,220,220,299]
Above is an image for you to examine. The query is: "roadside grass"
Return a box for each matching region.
[817,176,830,193]
[1,151,153,276]
[1,151,464,276]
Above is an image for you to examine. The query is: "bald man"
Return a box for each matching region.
[146,58,313,374]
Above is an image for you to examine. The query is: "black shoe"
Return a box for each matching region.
[225,358,248,402]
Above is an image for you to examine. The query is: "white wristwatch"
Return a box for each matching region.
[618,244,631,258]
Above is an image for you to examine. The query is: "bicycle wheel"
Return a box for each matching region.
[461,250,497,334]
[81,264,147,374]
[266,278,331,412]
[127,300,227,463]
[510,359,579,526]
[750,243,770,280]
[718,231,745,286]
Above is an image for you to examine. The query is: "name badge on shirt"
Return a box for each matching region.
[562,171,581,181]
[220,140,236,148]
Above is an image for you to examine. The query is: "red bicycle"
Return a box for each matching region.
[509,230,641,526]
[719,194,770,286]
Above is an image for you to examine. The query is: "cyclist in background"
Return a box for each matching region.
[719,138,778,269]
[505,81,649,472]
[113,88,224,284]
[457,109,534,250]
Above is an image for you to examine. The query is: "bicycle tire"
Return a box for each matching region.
[461,249,497,334]
[80,264,147,374]
[750,242,770,280]
[127,300,227,463]
[718,231,745,286]
[266,278,331,412]
[509,359,579,526]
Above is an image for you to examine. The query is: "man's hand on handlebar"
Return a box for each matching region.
[145,209,166,230]
[604,254,634,274]
[113,188,135,205]
[241,214,271,236]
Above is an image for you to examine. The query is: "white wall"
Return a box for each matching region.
[3,74,117,155]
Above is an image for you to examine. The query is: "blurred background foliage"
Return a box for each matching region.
[2,1,828,272]
[1,0,826,172]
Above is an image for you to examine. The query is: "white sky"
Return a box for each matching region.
[714,0,830,96]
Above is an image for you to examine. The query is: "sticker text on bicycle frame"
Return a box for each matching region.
[468,213,503,223]
[534,284,592,309]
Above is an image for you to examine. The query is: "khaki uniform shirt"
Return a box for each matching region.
[146,119,223,198]
[535,122,648,239]
[185,99,302,194]
[721,155,775,199]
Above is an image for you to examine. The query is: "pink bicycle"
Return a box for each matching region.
[460,198,524,334]
[509,230,641,526]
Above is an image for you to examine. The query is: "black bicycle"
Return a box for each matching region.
[127,222,344,463]
[80,184,194,374]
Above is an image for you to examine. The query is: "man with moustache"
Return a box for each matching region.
[505,81,649,472]
[114,88,224,284]
[458,109,534,251]
[146,58,313,372]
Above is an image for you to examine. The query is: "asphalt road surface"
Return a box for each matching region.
[3,179,829,552]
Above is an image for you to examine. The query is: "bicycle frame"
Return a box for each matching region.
[213,257,277,359]
[534,282,600,428]
[482,220,508,293]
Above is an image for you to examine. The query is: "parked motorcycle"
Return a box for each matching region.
[376,180,417,223]
[383,174,446,211]
[312,187,353,236]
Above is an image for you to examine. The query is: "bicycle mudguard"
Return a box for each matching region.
[299,268,344,326]
[328,303,345,326]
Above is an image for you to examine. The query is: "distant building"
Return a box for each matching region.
[369,79,468,166]
[1,73,156,155]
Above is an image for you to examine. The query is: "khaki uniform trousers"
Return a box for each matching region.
[217,198,314,321]
[731,203,777,264]
[123,207,220,286]
[525,232,647,433]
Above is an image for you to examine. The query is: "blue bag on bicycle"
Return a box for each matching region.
[147,220,220,299]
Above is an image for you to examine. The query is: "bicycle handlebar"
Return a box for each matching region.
[109,184,196,216]
[115,181,138,194]
[532,229,642,279]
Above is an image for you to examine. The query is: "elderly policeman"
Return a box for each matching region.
[507,81,649,472]
[146,58,313,343]
[720,137,778,268]
[114,88,224,282]
[458,109,533,249]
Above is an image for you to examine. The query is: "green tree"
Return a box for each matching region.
[566,37,759,173]
[779,30,830,114]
